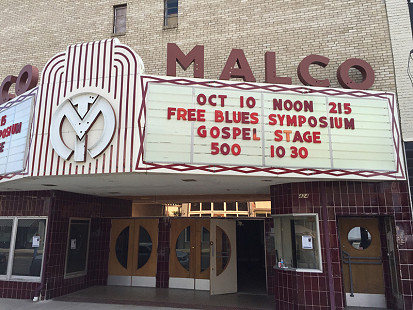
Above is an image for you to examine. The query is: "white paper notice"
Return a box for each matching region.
[302,235,313,249]
[32,236,40,248]
[71,239,77,250]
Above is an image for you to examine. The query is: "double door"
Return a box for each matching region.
[108,218,158,287]
[169,218,237,294]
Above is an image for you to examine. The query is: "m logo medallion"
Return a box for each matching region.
[50,93,116,162]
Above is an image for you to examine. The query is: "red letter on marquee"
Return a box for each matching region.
[167,43,204,78]
[297,54,330,87]
[220,49,256,82]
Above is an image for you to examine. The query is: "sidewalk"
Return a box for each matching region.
[0,299,194,310]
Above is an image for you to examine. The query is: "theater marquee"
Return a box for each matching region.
[0,40,404,181]
[142,77,402,179]
[0,94,35,175]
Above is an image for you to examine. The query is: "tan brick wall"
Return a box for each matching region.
[385,0,413,141]
[0,1,396,93]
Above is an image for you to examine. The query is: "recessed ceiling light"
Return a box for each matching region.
[108,192,120,194]
[41,184,57,187]
[181,179,197,182]
[261,179,273,182]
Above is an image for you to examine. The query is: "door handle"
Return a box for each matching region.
[210,241,214,256]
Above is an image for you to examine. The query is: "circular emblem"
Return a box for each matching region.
[50,93,116,162]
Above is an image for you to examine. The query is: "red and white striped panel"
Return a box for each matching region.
[30,39,144,177]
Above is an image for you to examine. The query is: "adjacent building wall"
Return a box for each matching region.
[385,0,413,140]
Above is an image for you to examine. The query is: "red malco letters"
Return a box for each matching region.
[0,65,39,104]
[166,43,375,90]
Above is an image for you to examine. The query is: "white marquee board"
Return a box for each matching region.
[0,97,34,175]
[142,78,401,179]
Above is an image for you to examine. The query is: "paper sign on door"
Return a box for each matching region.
[32,236,40,248]
[302,235,313,249]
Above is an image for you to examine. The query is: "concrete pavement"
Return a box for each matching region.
[0,299,195,310]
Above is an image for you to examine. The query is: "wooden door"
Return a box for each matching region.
[131,218,158,286]
[108,219,134,285]
[210,219,237,295]
[339,217,386,308]
[108,219,158,287]
[169,218,210,290]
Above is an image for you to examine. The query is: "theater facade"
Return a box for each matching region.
[0,37,411,310]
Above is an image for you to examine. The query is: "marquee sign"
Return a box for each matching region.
[0,39,405,181]
[141,77,402,179]
[0,95,34,175]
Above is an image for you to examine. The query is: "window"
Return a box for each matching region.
[0,219,13,276]
[164,0,178,28]
[213,202,224,211]
[187,202,250,217]
[226,202,236,211]
[190,202,200,211]
[202,202,211,211]
[113,4,127,34]
[65,218,91,278]
[0,217,47,281]
[237,202,248,211]
[273,214,322,272]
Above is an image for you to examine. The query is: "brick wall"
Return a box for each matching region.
[4,1,413,139]
[0,1,396,91]
[384,0,413,140]
[0,190,131,299]
[270,181,413,310]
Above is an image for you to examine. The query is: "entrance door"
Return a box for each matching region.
[210,219,237,295]
[339,218,385,308]
[108,218,158,287]
[169,218,210,290]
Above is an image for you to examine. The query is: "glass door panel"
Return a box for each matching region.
[200,227,210,273]
[216,226,230,276]
[115,226,130,269]
[137,226,152,269]
[175,226,190,271]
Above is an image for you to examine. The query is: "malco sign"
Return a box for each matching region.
[0,43,376,106]
[166,43,375,90]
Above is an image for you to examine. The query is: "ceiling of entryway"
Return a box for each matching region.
[0,172,305,201]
